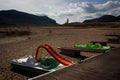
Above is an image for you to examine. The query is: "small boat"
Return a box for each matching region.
[11,44,72,74]
[11,55,64,74]
[74,43,111,50]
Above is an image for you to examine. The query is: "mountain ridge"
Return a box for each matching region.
[0,10,58,25]
[83,15,120,23]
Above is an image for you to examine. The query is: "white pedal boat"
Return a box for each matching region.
[11,44,73,74]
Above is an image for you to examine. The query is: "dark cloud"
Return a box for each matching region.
[59,13,74,17]
[81,1,120,13]
[80,2,97,13]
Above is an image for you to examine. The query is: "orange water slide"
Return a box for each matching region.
[35,44,72,65]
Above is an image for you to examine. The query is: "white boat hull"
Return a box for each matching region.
[11,55,64,74]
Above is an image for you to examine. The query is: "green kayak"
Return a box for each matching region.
[74,43,111,50]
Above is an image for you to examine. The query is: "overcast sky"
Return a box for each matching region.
[0,0,120,24]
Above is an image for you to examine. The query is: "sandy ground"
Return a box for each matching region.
[0,26,120,80]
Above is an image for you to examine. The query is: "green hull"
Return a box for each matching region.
[74,43,111,50]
